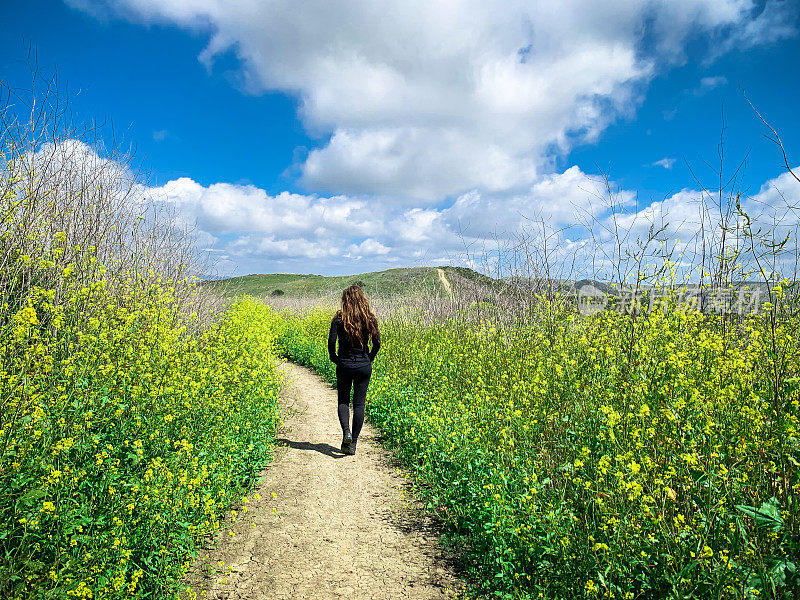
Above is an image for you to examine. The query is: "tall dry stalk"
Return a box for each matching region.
[0,60,223,326]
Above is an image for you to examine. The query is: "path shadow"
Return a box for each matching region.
[275,437,346,458]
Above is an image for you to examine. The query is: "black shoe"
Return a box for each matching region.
[341,432,352,454]
[348,440,357,456]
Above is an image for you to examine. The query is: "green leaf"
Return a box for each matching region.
[16,487,47,509]
[736,498,784,532]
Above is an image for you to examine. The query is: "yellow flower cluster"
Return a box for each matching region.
[1,259,282,599]
[275,300,799,599]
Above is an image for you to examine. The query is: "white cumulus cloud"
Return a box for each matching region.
[143,165,647,275]
[67,0,793,202]
[652,157,676,169]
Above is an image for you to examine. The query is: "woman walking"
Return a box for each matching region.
[328,285,381,456]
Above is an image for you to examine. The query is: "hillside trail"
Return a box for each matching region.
[436,268,454,301]
[183,361,464,600]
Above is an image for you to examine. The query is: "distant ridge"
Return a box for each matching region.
[203,266,486,298]
[204,268,780,313]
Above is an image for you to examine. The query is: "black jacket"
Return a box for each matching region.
[328,316,381,369]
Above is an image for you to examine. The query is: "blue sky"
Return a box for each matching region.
[2,0,799,277]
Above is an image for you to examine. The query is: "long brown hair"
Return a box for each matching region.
[336,284,378,347]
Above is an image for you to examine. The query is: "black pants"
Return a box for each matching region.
[336,364,371,441]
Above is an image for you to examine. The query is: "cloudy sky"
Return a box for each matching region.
[2,0,799,277]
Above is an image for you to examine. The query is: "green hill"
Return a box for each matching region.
[204,266,470,298]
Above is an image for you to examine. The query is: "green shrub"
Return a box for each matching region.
[275,305,800,599]
[1,283,281,599]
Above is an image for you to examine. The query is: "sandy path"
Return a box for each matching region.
[437,268,454,301]
[184,361,463,600]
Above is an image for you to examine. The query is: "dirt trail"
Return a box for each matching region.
[436,268,454,301]
[184,361,463,600]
